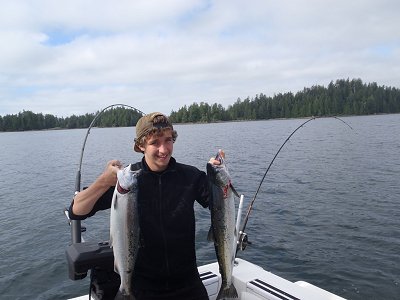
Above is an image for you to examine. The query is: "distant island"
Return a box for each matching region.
[1,78,399,132]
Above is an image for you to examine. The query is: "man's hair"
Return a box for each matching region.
[134,113,178,153]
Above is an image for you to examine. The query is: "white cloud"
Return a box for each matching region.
[0,0,399,117]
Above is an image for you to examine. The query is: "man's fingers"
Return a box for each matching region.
[109,160,123,169]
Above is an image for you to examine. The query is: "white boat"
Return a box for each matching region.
[66,241,346,300]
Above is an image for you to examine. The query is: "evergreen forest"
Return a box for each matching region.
[1,78,400,132]
[0,107,143,132]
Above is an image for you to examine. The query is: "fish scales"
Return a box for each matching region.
[207,153,238,299]
[110,166,141,300]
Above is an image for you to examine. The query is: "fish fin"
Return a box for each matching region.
[114,290,135,300]
[230,183,240,198]
[113,262,119,275]
[207,227,214,242]
[217,283,238,299]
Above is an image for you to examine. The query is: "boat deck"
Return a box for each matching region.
[69,258,346,300]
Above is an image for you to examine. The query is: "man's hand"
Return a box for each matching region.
[100,160,123,187]
[72,159,123,216]
[209,149,225,165]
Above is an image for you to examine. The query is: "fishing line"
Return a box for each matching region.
[238,116,353,247]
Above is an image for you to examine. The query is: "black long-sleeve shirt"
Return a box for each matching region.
[69,157,210,291]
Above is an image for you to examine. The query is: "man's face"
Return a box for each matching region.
[139,129,174,172]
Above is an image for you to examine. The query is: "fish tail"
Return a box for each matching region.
[217,283,238,299]
[114,290,136,300]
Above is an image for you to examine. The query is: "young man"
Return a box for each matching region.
[69,112,218,300]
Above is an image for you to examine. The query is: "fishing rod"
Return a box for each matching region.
[333,116,353,130]
[236,116,353,252]
[70,103,145,244]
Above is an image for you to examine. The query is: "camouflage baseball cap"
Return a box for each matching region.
[134,112,174,152]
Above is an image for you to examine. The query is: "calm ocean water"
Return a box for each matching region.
[0,114,399,300]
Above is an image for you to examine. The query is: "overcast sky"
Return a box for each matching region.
[1,0,399,117]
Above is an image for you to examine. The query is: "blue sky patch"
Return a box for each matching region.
[42,28,86,46]
[370,44,395,57]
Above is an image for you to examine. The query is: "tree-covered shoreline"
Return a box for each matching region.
[0,107,143,132]
[1,78,399,132]
[170,78,400,123]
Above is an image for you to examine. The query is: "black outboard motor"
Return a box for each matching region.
[66,241,120,300]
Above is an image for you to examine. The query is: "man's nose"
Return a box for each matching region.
[158,142,168,152]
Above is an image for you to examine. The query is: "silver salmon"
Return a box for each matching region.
[207,151,239,299]
[110,166,141,300]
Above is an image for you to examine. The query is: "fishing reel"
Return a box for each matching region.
[237,231,250,251]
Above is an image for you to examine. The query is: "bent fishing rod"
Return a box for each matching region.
[69,103,145,244]
[236,116,353,252]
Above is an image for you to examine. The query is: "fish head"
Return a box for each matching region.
[117,165,142,191]
[207,159,230,188]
